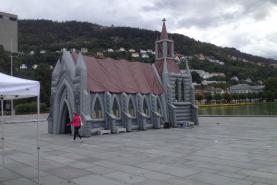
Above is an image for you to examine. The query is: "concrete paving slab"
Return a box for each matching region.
[72,174,122,185]
[46,166,91,180]
[0,116,277,185]
[3,177,36,185]
[105,171,145,184]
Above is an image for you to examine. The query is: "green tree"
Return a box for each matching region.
[214,93,222,103]
[223,93,232,103]
[239,93,247,102]
[33,63,52,106]
[191,71,202,84]
[196,93,204,103]
[0,46,10,73]
[264,77,277,93]
[204,93,213,104]
[232,93,239,103]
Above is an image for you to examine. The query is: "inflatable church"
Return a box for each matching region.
[48,20,198,137]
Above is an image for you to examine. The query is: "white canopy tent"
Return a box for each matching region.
[0,72,41,184]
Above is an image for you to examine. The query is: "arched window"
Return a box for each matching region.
[158,43,163,58]
[143,98,149,116]
[112,97,120,117]
[181,80,184,101]
[92,96,104,119]
[128,98,135,116]
[167,42,172,57]
[157,97,162,115]
[175,79,178,101]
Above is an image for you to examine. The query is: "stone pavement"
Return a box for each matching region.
[0,116,277,185]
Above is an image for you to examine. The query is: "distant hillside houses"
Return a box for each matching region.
[228,84,264,94]
[190,69,226,79]
[196,53,224,65]
[228,55,257,64]
[201,80,226,85]
[203,86,225,95]
[19,64,27,70]
[231,76,239,81]
[105,47,155,58]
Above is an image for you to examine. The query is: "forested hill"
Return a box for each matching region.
[18,19,276,64]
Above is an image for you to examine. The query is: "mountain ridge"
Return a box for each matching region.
[18,19,277,64]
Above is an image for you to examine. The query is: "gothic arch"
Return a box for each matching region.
[91,94,104,120]
[142,96,150,116]
[54,77,75,134]
[156,96,163,115]
[175,79,178,101]
[127,96,136,116]
[181,80,185,102]
[111,95,121,118]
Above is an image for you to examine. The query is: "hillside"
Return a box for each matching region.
[19,20,277,64]
[1,19,276,107]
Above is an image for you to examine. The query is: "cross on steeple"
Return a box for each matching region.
[160,18,168,40]
[155,18,174,60]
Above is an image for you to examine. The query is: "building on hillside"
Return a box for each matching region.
[131,52,139,58]
[0,12,18,53]
[140,49,147,54]
[202,80,226,85]
[141,53,149,58]
[107,48,114,52]
[118,47,125,52]
[228,84,264,94]
[96,52,104,59]
[48,20,198,137]
[19,64,27,70]
[203,87,225,95]
[210,72,225,78]
[231,76,239,81]
[128,49,135,53]
[81,48,88,53]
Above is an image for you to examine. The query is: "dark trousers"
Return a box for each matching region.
[73,126,82,140]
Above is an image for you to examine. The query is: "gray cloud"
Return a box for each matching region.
[1,0,277,59]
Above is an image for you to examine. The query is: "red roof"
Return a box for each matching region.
[154,59,181,78]
[84,56,164,94]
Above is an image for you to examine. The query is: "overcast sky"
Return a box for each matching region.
[2,0,277,59]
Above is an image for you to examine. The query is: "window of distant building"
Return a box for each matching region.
[0,15,3,19]
[9,17,17,21]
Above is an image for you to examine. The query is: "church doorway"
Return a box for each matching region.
[60,102,72,134]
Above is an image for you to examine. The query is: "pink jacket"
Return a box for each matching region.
[69,115,81,127]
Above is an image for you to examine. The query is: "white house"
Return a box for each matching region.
[131,52,139,58]
[20,64,27,70]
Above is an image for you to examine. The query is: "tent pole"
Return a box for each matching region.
[36,95,40,185]
[1,98,4,167]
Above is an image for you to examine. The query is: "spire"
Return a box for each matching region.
[160,18,168,40]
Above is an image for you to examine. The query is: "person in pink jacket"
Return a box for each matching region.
[67,112,83,142]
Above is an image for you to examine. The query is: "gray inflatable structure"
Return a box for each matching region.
[48,20,198,137]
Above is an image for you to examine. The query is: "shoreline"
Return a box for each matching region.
[199,102,258,108]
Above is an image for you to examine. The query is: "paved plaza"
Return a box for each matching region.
[0,116,277,185]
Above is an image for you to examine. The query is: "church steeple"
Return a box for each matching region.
[155,18,174,59]
[160,18,168,40]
